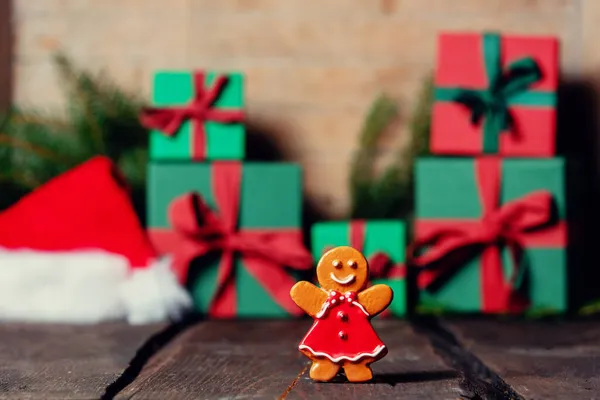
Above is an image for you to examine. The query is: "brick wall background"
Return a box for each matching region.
[12,0,598,218]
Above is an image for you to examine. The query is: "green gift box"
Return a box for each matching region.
[311,220,407,317]
[147,161,312,318]
[142,70,245,161]
[413,157,567,315]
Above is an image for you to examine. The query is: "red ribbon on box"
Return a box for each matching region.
[149,162,313,318]
[349,220,405,318]
[348,220,405,280]
[140,72,244,160]
[410,157,566,313]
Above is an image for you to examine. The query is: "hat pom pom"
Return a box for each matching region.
[120,256,193,325]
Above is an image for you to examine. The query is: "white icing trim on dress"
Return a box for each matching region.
[301,318,319,343]
[299,344,386,363]
[329,272,356,285]
[315,301,329,318]
[351,301,369,316]
[315,288,332,318]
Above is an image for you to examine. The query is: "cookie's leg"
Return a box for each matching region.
[309,357,340,382]
[342,358,373,382]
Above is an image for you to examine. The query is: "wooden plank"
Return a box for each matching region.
[0,322,165,399]
[116,320,311,399]
[287,320,459,400]
[446,320,600,400]
[117,320,458,400]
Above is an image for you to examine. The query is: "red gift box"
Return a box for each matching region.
[431,32,558,157]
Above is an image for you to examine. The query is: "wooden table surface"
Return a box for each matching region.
[0,317,598,400]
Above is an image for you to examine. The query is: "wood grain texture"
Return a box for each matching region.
[115,320,458,399]
[446,320,600,400]
[288,320,459,399]
[116,321,311,399]
[0,322,164,399]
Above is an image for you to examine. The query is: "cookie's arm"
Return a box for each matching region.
[290,281,328,318]
[358,284,393,317]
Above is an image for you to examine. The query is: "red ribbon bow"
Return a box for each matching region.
[150,162,313,318]
[139,72,244,160]
[411,158,566,313]
[411,192,553,267]
[349,220,405,318]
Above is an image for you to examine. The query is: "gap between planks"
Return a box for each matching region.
[279,317,524,400]
[412,316,526,400]
[101,315,526,400]
[101,314,205,400]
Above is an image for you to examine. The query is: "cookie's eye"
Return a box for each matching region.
[332,259,342,269]
[347,260,358,269]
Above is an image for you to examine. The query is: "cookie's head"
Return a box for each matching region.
[316,246,369,292]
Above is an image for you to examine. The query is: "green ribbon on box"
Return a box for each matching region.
[434,32,557,154]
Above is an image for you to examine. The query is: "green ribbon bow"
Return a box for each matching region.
[435,32,556,154]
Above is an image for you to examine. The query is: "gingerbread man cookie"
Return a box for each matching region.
[290,246,393,382]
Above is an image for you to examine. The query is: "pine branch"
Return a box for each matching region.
[0,132,72,165]
[52,52,149,161]
[0,171,42,189]
[54,52,107,153]
[5,109,87,158]
[95,68,146,118]
[407,74,434,159]
[579,299,600,316]
[367,74,434,221]
[0,52,149,216]
[349,95,398,218]
[8,110,70,130]
[117,147,148,188]
[52,51,149,165]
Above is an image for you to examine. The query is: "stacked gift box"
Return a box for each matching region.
[137,32,570,319]
[412,32,567,315]
[141,70,313,319]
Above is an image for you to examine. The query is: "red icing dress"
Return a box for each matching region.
[299,290,386,363]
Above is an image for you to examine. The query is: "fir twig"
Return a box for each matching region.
[578,299,600,316]
[0,171,41,188]
[0,52,149,218]
[349,95,398,218]
[348,74,434,222]
[377,74,433,221]
[8,113,70,130]
[53,52,106,153]
[0,133,72,165]
[407,74,434,159]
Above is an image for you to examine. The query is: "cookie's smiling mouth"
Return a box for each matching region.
[330,272,356,285]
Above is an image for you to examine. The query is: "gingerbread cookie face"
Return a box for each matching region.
[316,246,368,293]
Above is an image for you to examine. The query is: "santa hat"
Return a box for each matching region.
[0,156,192,324]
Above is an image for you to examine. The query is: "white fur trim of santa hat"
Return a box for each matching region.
[0,248,192,325]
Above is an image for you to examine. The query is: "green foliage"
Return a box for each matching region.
[415,303,446,316]
[348,95,398,220]
[578,299,600,316]
[523,307,561,319]
[348,74,433,231]
[0,52,149,221]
